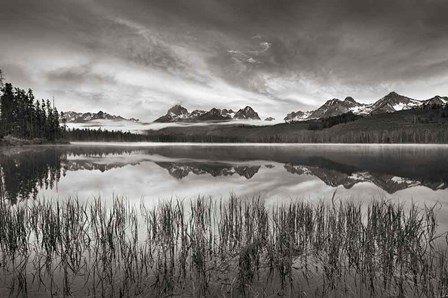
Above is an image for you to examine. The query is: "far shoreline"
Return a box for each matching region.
[0,136,69,147]
[69,141,448,147]
[4,136,448,149]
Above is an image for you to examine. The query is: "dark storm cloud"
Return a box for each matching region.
[1,0,448,120]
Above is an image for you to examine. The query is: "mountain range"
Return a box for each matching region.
[62,92,448,125]
[284,92,448,122]
[61,111,140,123]
[154,105,261,122]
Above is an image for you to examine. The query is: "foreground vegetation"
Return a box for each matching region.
[0,194,447,297]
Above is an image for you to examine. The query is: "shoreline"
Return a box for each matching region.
[3,137,448,148]
[0,136,69,147]
[70,141,448,147]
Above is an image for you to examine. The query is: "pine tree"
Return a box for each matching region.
[52,106,60,140]
[26,89,36,138]
[0,69,4,87]
[35,100,42,138]
[0,79,63,141]
[0,83,14,137]
[46,99,54,140]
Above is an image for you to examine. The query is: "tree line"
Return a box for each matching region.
[144,126,448,144]
[67,128,148,142]
[0,71,63,141]
[307,112,362,130]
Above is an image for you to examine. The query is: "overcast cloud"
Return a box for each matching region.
[1,0,448,120]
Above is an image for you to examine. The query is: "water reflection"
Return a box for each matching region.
[0,149,64,204]
[284,163,444,194]
[1,144,448,204]
[156,162,261,179]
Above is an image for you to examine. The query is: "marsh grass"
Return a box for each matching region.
[0,194,447,297]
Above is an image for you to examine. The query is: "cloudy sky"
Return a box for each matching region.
[1,0,448,121]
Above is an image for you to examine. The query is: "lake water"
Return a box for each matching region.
[2,143,448,209]
[2,142,448,296]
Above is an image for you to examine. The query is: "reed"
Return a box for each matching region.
[0,194,446,297]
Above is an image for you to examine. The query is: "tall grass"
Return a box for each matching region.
[0,195,447,297]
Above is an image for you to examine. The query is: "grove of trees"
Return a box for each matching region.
[68,128,148,142]
[0,71,63,141]
[307,112,362,130]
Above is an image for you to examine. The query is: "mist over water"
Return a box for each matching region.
[2,143,448,206]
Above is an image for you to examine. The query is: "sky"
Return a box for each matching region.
[1,0,448,121]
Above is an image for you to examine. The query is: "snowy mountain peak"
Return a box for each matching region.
[167,105,189,116]
[386,91,399,97]
[234,106,260,120]
[308,96,365,119]
[370,92,421,114]
[154,105,260,122]
[284,110,312,122]
[283,91,437,122]
[328,98,340,105]
[423,96,448,108]
[344,96,356,103]
[62,111,138,123]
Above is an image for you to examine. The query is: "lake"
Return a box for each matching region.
[2,143,448,205]
[1,142,448,296]
[2,142,448,222]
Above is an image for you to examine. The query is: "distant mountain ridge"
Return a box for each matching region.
[62,111,140,123]
[154,105,261,122]
[156,162,261,179]
[369,92,421,115]
[423,95,448,108]
[284,92,448,122]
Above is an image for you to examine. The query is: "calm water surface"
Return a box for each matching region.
[1,142,447,203]
[4,143,447,296]
[1,143,448,211]
[2,142,448,241]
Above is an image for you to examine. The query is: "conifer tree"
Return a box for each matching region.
[0,74,63,141]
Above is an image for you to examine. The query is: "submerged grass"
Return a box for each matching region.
[0,195,447,297]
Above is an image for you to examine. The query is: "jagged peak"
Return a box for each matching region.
[324,98,340,105]
[242,106,255,111]
[167,104,188,115]
[191,109,206,113]
[234,106,260,120]
[385,91,401,97]
[222,108,234,113]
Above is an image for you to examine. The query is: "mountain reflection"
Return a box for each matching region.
[284,163,445,194]
[63,160,140,172]
[156,162,261,179]
[1,145,448,204]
